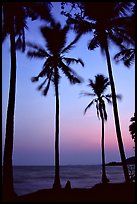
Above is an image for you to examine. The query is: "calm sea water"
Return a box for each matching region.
[13,165,133,196]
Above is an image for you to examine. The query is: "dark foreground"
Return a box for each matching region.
[3,183,135,202]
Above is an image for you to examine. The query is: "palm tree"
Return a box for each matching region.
[82,74,113,183]
[27,21,84,189]
[63,2,134,182]
[2,2,52,199]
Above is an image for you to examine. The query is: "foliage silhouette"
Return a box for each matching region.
[114,6,135,67]
[61,2,134,182]
[129,113,135,143]
[2,2,52,200]
[27,19,84,189]
[81,74,121,183]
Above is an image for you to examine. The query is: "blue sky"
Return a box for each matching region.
[2,2,135,165]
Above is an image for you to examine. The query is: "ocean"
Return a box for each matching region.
[13,165,134,196]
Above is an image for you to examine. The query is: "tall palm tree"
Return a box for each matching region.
[2,2,52,199]
[82,74,114,183]
[27,21,84,189]
[63,2,134,182]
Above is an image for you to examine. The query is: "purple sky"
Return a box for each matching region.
[2,2,135,165]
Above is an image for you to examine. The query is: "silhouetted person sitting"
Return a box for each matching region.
[65,180,71,190]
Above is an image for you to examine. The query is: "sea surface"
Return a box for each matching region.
[13,165,134,196]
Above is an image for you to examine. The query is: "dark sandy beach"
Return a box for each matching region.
[3,182,135,202]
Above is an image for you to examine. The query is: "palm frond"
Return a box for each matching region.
[42,76,51,96]
[115,2,133,17]
[31,76,39,82]
[88,35,99,50]
[37,62,52,79]
[63,57,84,67]
[26,42,50,57]
[27,51,46,59]
[61,33,82,54]
[84,100,94,114]
[104,95,112,104]
[114,48,135,67]
[26,2,53,22]
[78,58,84,67]
[80,91,95,97]
[67,16,93,34]
[116,94,122,100]
[60,61,83,84]
[37,78,48,90]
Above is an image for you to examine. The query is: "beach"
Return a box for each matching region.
[3,182,135,202]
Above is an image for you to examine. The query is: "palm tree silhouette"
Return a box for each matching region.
[82,74,117,183]
[2,2,52,199]
[27,20,84,189]
[63,2,134,182]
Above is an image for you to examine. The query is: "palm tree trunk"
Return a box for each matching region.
[3,16,16,199]
[101,117,107,183]
[53,72,61,189]
[104,40,130,182]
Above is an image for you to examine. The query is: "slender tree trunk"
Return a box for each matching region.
[101,117,108,183]
[104,40,130,182]
[53,73,61,189]
[3,17,17,200]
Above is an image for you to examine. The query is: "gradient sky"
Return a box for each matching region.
[2,2,135,165]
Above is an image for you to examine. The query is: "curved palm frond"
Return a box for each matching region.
[42,75,52,96]
[63,57,84,67]
[114,2,133,17]
[27,42,50,58]
[67,16,93,34]
[84,100,94,114]
[103,95,112,104]
[60,61,82,84]
[114,48,135,67]
[88,35,99,50]
[61,33,82,54]
[37,78,48,91]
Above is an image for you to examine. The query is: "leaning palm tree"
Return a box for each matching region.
[27,21,84,189]
[82,74,114,183]
[63,2,134,182]
[2,2,52,199]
